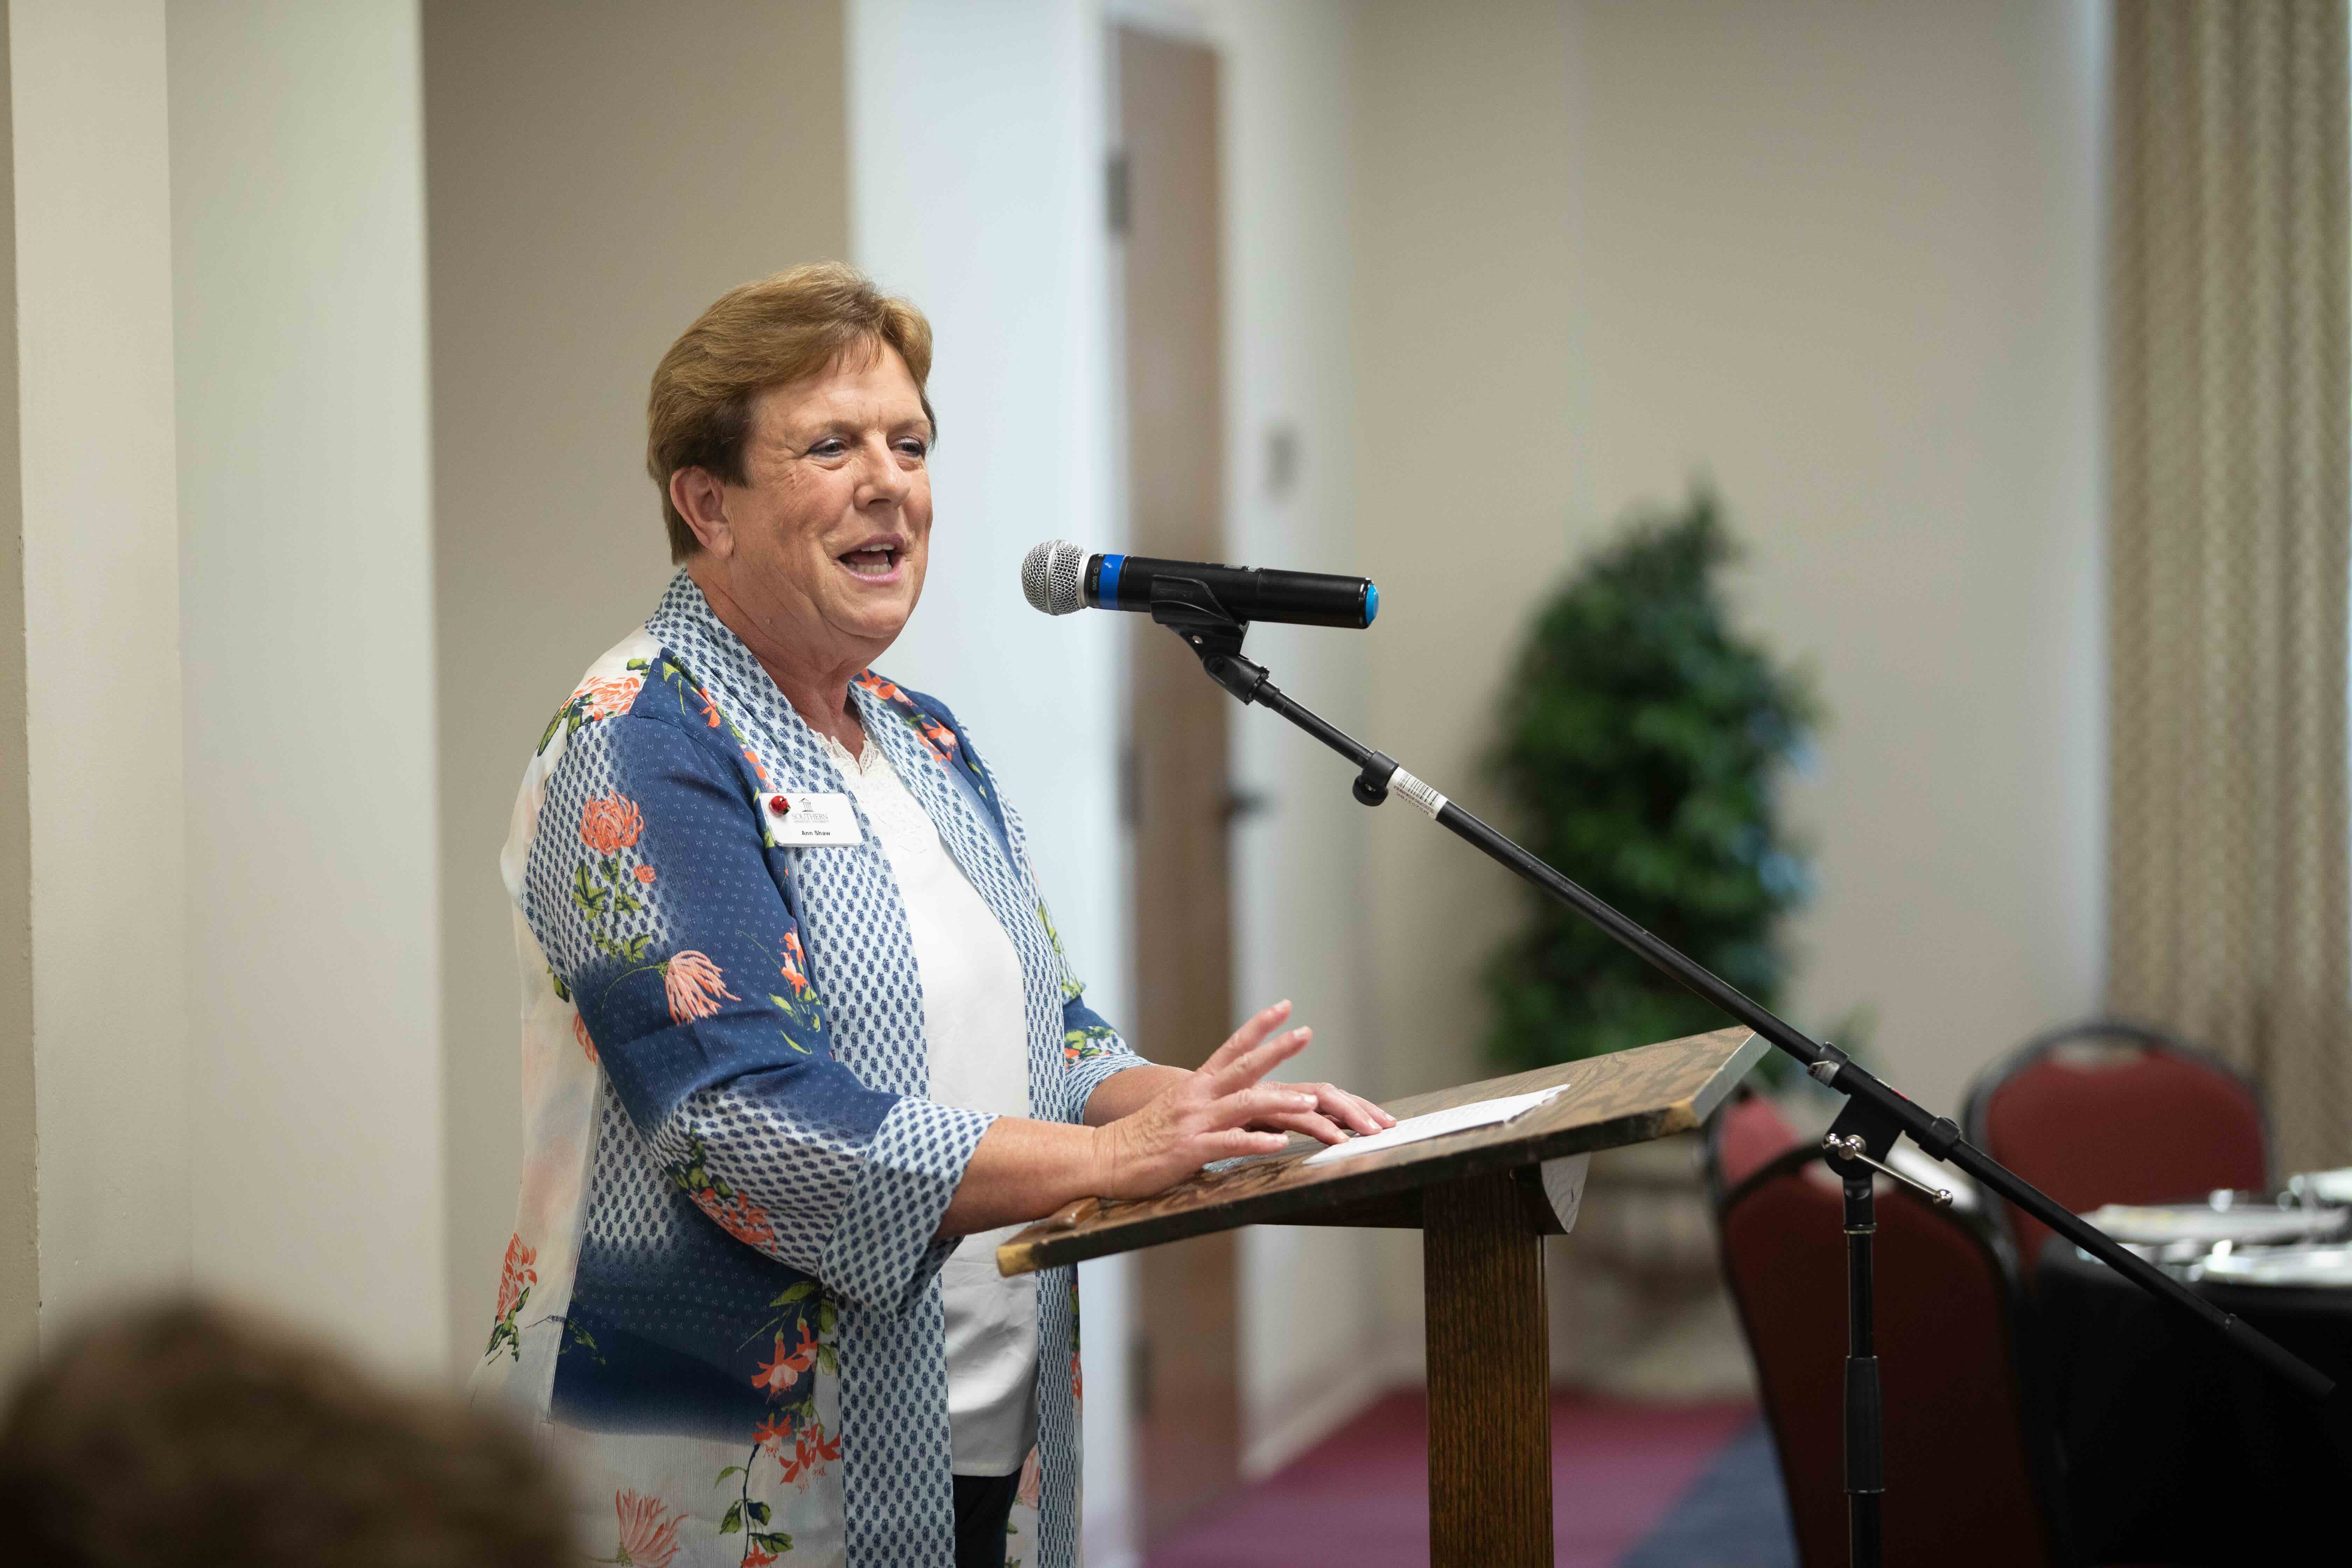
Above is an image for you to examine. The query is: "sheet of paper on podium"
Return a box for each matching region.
[1301,1084,1568,1164]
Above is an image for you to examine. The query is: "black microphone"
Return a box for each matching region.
[1020,540,1378,629]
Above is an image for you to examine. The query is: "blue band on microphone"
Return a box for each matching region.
[1097,553,1125,608]
[1364,581,1379,625]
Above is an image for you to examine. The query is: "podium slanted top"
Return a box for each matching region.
[997,1026,1764,1276]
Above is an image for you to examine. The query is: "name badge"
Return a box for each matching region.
[762,791,863,846]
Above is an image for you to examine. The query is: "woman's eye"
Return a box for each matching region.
[808,438,848,458]
[895,440,929,460]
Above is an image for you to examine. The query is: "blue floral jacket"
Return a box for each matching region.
[471,572,1145,1568]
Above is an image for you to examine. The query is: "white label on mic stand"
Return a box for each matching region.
[1389,766,1448,819]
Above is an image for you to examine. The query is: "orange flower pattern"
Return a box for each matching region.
[537,656,652,753]
[662,950,737,1024]
[765,930,822,1044]
[496,1234,536,1319]
[573,1011,599,1064]
[580,794,645,855]
[711,1281,838,1563]
[692,1185,776,1251]
[483,1234,536,1362]
[670,1136,778,1255]
[754,1322,819,1396]
[569,794,653,961]
[778,1422,843,1490]
[916,713,960,761]
[606,1488,684,1568]
[580,674,644,723]
[855,668,985,787]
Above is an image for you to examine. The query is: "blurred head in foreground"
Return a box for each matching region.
[0,1298,574,1568]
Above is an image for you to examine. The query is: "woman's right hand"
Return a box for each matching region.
[1090,1001,1318,1200]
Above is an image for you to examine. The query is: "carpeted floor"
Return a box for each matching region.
[1618,1420,1796,1567]
[1143,1391,1794,1567]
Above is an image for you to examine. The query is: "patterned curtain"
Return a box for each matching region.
[2108,0,2351,1172]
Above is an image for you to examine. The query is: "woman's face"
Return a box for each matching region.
[693,344,933,672]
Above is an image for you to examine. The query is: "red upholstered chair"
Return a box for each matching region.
[1702,1084,1805,1202]
[1712,1145,2072,1568]
[1961,1018,2269,1274]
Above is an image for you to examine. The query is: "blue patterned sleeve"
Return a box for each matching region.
[524,712,989,1312]
[1060,993,1152,1123]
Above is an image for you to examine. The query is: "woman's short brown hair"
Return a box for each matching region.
[647,262,936,562]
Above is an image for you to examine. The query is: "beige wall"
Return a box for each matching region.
[1577,0,2106,1118]
[425,0,849,1368]
[4,0,444,1369]
[1352,0,1591,1352]
[170,0,444,1368]
[1354,0,1590,1111]
[0,4,29,1372]
[8,0,191,1344]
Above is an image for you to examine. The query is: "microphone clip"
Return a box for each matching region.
[1149,576,1268,705]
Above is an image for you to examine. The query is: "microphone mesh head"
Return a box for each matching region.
[1021,539,1088,615]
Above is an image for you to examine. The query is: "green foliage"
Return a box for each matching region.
[1484,488,1819,1072]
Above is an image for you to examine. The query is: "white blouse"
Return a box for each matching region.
[826,728,1040,1477]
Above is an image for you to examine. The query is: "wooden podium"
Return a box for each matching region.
[999,1026,1766,1567]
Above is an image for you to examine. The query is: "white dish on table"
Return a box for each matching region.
[2199,1243,2352,1287]
[2289,1168,2352,1206]
[2079,1202,2348,1247]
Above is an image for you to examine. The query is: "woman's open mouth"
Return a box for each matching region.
[839,542,904,580]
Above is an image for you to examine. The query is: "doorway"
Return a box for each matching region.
[1112,20,1240,1550]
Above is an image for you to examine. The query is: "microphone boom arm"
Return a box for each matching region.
[1142,582,2332,1517]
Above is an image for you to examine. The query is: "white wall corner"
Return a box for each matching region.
[168,0,446,1371]
[11,0,191,1343]
[0,0,37,1374]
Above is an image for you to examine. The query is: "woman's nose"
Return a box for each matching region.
[855,437,912,505]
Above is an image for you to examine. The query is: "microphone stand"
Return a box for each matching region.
[1143,579,2334,1568]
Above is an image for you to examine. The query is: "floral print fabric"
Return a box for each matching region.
[471,574,1144,1567]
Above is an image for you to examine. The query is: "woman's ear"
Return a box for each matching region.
[671,467,734,558]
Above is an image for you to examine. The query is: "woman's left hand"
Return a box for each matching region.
[1248,1080,1396,1145]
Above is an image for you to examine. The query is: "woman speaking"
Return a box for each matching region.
[472,264,1391,1568]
